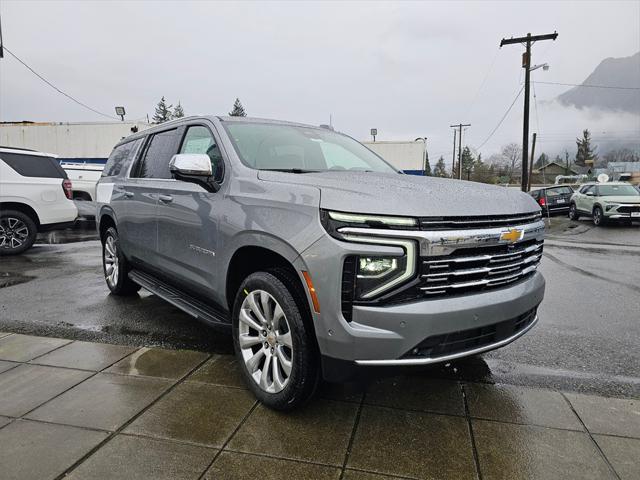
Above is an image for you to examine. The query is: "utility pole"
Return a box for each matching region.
[450,129,457,178]
[450,123,470,180]
[0,9,4,58]
[527,132,537,191]
[500,32,558,192]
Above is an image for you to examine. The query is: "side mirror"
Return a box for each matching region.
[169,154,220,192]
[585,191,595,196]
[170,154,212,176]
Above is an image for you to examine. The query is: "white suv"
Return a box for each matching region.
[0,147,78,255]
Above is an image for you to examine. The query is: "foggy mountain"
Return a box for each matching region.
[557,52,640,114]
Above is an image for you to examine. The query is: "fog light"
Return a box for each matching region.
[358,257,398,277]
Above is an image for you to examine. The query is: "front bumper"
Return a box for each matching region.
[300,222,546,378]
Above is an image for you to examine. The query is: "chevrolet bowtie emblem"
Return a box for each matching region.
[500,228,524,243]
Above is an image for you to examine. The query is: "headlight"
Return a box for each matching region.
[342,235,416,300]
[321,210,418,238]
[604,203,619,212]
[359,257,398,276]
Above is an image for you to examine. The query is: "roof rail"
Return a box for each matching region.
[0,145,37,152]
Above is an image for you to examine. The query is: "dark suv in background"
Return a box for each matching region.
[97,116,545,410]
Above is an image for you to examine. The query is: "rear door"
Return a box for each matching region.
[98,138,144,252]
[156,123,226,294]
[122,128,181,268]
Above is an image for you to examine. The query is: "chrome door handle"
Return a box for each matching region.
[158,195,173,203]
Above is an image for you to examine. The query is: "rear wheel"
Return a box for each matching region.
[568,203,579,220]
[592,206,605,226]
[232,271,319,410]
[0,210,37,256]
[102,227,140,295]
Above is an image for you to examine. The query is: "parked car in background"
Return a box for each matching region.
[569,182,640,226]
[96,116,545,410]
[529,186,574,215]
[0,147,78,255]
[61,162,105,201]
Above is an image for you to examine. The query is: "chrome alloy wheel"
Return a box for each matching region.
[238,290,293,393]
[0,217,29,250]
[103,235,120,287]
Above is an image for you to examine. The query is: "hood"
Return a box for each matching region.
[601,196,640,203]
[257,171,540,217]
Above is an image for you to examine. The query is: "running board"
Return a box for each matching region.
[129,270,230,328]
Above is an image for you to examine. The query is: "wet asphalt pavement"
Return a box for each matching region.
[1,215,639,399]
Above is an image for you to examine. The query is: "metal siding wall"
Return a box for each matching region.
[362,141,425,171]
[0,122,151,158]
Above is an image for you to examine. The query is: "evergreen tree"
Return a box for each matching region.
[423,149,432,176]
[229,98,247,117]
[152,96,173,124]
[575,129,598,166]
[172,102,185,119]
[534,153,549,169]
[433,156,448,177]
[461,146,475,180]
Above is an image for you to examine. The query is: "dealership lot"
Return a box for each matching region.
[0,332,639,480]
[1,216,639,479]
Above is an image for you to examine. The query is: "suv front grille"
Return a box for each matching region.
[419,239,543,297]
[617,205,640,214]
[419,212,541,230]
[402,307,537,359]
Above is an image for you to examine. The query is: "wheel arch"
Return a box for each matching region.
[0,201,41,227]
[225,243,311,315]
[98,208,117,241]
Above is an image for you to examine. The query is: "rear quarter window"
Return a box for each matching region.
[0,152,67,179]
[102,139,143,177]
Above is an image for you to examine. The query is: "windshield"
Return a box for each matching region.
[599,184,639,196]
[223,122,398,174]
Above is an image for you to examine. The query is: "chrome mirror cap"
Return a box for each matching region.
[169,154,212,177]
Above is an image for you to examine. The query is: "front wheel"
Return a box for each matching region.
[592,206,605,226]
[232,271,319,410]
[568,203,579,221]
[102,227,140,295]
[0,210,37,256]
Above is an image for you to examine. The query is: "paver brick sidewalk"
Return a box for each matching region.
[0,332,638,480]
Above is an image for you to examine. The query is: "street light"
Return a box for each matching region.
[415,137,428,175]
[115,106,126,121]
[530,63,549,72]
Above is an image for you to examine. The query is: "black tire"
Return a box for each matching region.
[101,227,140,295]
[232,270,320,411]
[592,206,605,226]
[0,210,37,256]
[568,203,579,220]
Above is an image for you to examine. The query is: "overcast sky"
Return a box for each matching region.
[1,0,639,165]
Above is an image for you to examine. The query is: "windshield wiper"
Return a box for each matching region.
[261,168,318,174]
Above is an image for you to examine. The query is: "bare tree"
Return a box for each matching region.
[501,143,522,184]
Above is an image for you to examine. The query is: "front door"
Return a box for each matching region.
[124,128,181,267]
[156,124,225,295]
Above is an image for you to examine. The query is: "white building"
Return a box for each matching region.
[362,140,427,173]
[0,121,428,173]
[0,121,151,163]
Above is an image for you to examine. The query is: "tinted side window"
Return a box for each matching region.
[1,153,67,179]
[180,126,224,180]
[582,186,594,194]
[103,139,142,177]
[134,129,179,179]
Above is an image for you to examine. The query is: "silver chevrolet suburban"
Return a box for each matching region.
[96,116,545,410]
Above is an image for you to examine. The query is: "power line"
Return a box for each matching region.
[466,47,500,118]
[532,80,541,135]
[534,80,640,90]
[3,46,118,120]
[476,85,524,151]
